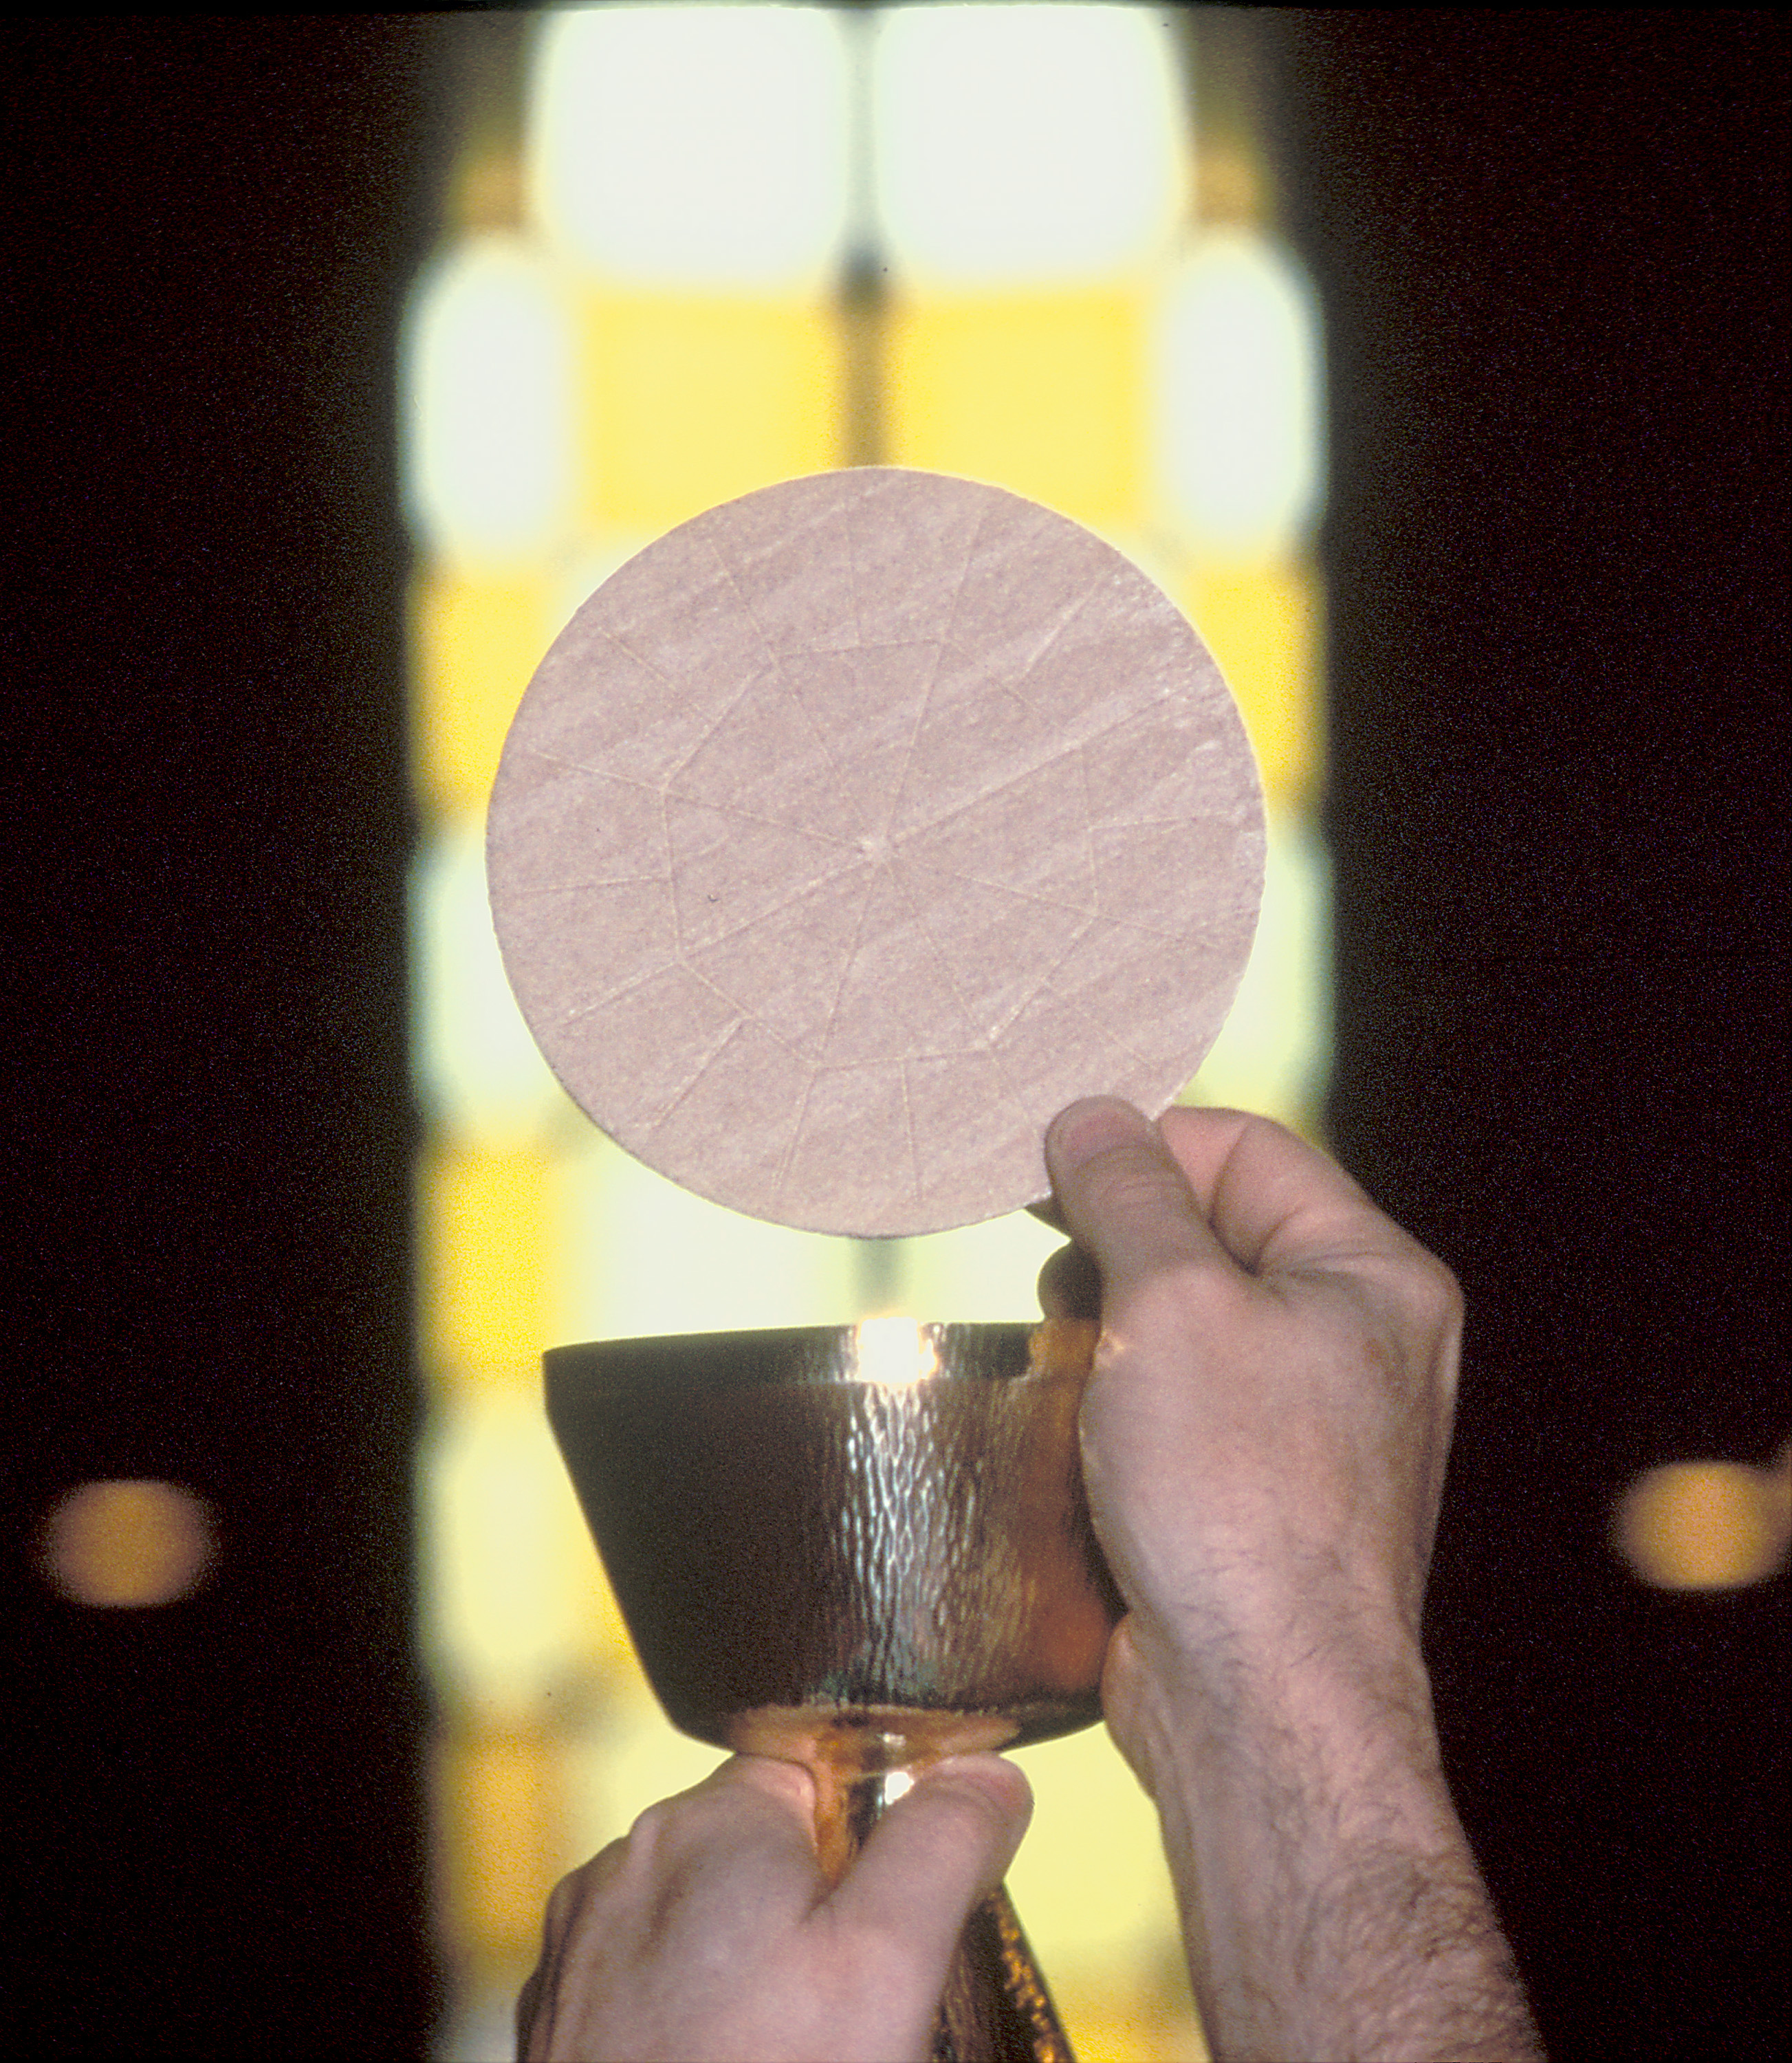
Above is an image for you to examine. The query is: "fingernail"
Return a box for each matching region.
[1047,1097,1150,1171]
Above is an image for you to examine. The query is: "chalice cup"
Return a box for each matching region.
[546,1316,1121,2063]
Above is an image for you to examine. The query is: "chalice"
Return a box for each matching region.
[546,1316,1122,2063]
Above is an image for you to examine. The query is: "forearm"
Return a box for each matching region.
[1117,1619,1542,2063]
[1043,1102,1540,2055]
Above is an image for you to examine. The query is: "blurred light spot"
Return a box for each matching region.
[529,6,851,286]
[855,1315,940,1388]
[875,4,1183,283]
[43,1480,216,1608]
[402,236,572,563]
[1614,1449,1792,1591]
[1159,230,1323,556]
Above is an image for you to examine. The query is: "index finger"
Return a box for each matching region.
[1045,1098,1414,1292]
[1155,1104,1421,1279]
[596,1756,824,1932]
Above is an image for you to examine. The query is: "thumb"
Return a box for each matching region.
[1045,1097,1229,1299]
[832,1756,1032,1964]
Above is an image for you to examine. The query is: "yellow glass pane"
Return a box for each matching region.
[1059,1989,1210,2063]
[1009,1720,1208,2060]
[436,1727,561,1954]
[1184,563,1323,804]
[419,1145,549,1385]
[885,290,1143,526]
[575,291,844,531]
[1010,1727,1182,2000]
[562,1699,730,1870]
[411,571,556,815]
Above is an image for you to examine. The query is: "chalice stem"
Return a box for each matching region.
[818,1767,1077,2063]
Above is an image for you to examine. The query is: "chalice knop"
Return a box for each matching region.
[547,1316,1121,2063]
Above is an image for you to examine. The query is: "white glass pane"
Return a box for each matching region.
[411,818,567,1142]
[528,4,851,286]
[553,1131,862,1344]
[1190,803,1331,1125]
[418,1395,593,1710]
[874,3,1184,283]
[889,1212,1062,1324]
[1159,230,1324,555]
[401,237,571,563]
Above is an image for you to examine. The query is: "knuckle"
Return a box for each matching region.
[541,1842,615,1941]
[627,1795,678,1843]
[1406,1250,1465,1336]
[1357,1241,1462,1343]
[924,1785,1001,1853]
[1232,1109,1298,1155]
[622,1794,693,1866]
[541,1873,578,1941]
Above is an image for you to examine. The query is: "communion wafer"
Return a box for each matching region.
[488,468,1264,1236]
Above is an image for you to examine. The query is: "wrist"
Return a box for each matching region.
[1106,1613,1542,2063]
[1105,1595,1445,1814]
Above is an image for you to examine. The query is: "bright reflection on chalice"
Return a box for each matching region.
[546,1316,1120,2063]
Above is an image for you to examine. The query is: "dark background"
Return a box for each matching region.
[1,11,1784,2057]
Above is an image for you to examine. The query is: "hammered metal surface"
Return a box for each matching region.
[545,1320,1119,1754]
